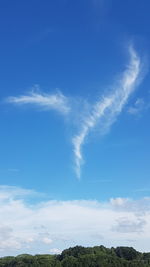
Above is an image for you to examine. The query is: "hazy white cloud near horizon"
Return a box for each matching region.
[0,185,150,256]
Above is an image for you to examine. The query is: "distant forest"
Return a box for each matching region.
[1,245,150,266]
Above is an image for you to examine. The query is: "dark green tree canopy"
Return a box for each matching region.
[0,245,150,267]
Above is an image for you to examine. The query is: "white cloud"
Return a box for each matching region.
[72,45,142,178]
[6,88,70,115]
[0,185,37,200]
[0,186,150,255]
[127,98,145,115]
[110,197,129,207]
[5,45,145,178]
[49,248,62,254]
[112,217,146,233]
[42,237,53,245]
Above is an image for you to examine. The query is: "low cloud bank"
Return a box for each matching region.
[0,186,150,256]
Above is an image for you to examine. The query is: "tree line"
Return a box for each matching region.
[1,245,150,266]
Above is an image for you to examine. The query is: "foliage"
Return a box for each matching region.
[0,245,150,266]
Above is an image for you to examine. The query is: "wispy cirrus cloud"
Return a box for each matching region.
[6,45,145,178]
[6,89,70,115]
[127,97,150,116]
[0,185,39,200]
[127,98,144,115]
[72,45,142,178]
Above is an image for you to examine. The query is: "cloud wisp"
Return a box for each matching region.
[6,45,144,178]
[127,97,150,115]
[7,89,70,115]
[72,45,142,178]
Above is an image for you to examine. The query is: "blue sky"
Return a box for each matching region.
[0,0,150,256]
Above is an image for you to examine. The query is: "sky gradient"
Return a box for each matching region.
[0,0,150,256]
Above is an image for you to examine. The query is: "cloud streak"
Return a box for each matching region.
[7,89,70,115]
[72,45,142,178]
[6,45,144,178]
[127,98,150,115]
